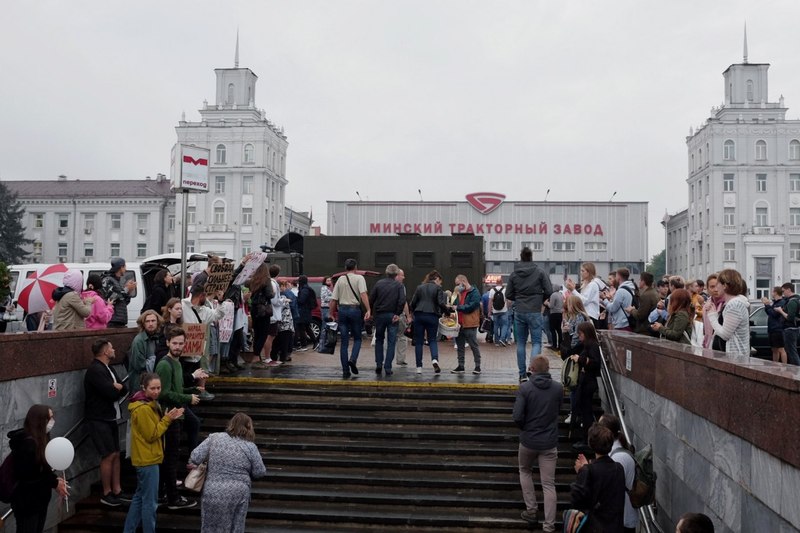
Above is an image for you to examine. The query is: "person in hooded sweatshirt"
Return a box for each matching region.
[82,273,114,330]
[52,269,94,331]
[123,373,183,533]
[600,268,636,332]
[7,404,69,533]
[505,247,553,383]
[512,356,563,532]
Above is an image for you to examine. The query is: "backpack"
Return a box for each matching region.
[786,294,800,328]
[0,452,17,503]
[619,284,640,329]
[492,288,505,311]
[610,443,657,508]
[250,287,273,319]
[561,357,579,390]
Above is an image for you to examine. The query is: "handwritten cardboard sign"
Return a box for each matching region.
[233,252,267,286]
[182,323,207,356]
[218,301,235,343]
[205,262,235,295]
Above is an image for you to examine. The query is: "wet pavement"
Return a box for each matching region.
[212,334,565,389]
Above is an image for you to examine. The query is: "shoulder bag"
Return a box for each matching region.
[344,274,366,316]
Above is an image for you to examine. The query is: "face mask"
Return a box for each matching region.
[46,419,55,433]
[457,284,465,293]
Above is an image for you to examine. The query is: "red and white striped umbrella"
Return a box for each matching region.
[17,263,69,314]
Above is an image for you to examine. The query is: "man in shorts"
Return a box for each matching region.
[84,338,129,506]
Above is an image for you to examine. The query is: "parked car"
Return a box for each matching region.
[748,305,800,360]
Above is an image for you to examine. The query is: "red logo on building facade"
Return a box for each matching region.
[466,192,506,215]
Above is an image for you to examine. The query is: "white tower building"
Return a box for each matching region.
[682,31,800,297]
[174,38,289,257]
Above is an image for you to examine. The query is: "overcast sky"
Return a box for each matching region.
[2,1,800,258]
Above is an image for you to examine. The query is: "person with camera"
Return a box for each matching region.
[101,257,137,328]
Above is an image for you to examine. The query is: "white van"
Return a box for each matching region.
[8,253,214,328]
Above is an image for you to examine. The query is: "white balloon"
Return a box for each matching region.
[45,437,75,471]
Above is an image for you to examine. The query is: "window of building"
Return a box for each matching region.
[723,140,735,161]
[723,207,735,226]
[57,243,68,258]
[244,144,254,163]
[33,214,44,229]
[521,241,544,252]
[58,214,69,228]
[790,174,800,193]
[110,213,121,230]
[215,176,225,194]
[553,242,576,252]
[83,244,94,259]
[412,252,435,268]
[723,243,735,261]
[584,242,608,252]
[213,202,226,225]
[374,251,397,267]
[791,208,800,227]
[790,243,800,261]
[489,241,512,251]
[167,244,175,253]
[756,173,767,192]
[723,174,735,192]
[755,206,769,227]
[168,215,175,231]
[137,213,148,231]
[242,208,253,226]
[110,243,120,257]
[242,175,254,194]
[137,243,147,258]
[216,144,226,164]
[33,241,42,257]
[227,83,234,104]
[790,140,800,160]
[451,252,474,269]
[241,241,252,256]
[746,80,754,102]
[755,140,767,161]
[83,214,94,233]
[187,240,195,253]
[187,206,196,224]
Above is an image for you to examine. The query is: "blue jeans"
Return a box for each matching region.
[414,312,440,367]
[123,464,159,533]
[515,312,543,377]
[338,306,364,371]
[374,312,398,370]
[493,312,509,343]
[784,328,800,366]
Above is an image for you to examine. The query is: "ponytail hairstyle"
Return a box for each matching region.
[598,413,632,452]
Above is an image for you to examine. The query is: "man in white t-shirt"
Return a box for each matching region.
[329,259,371,379]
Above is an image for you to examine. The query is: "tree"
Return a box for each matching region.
[0,181,33,264]
[646,249,666,279]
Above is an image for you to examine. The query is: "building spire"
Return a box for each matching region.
[235,28,240,68]
[743,22,748,64]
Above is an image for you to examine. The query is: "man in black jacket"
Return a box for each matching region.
[101,257,136,327]
[506,247,553,383]
[83,338,128,506]
[571,424,626,532]
[512,356,562,531]
[369,264,406,376]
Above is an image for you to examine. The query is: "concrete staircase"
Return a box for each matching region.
[61,380,590,532]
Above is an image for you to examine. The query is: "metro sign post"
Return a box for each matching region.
[171,144,210,296]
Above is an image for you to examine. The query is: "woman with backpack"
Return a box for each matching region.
[650,288,694,345]
[6,404,69,533]
[597,414,639,533]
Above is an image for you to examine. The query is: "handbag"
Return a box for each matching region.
[561,357,580,390]
[479,317,492,333]
[184,462,207,492]
[316,322,339,354]
[562,508,588,532]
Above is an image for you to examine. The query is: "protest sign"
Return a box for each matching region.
[182,323,207,356]
[233,252,267,286]
[218,301,235,343]
[205,262,234,295]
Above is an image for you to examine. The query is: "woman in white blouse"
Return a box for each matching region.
[565,262,603,325]
[703,269,751,357]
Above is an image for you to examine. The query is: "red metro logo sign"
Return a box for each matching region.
[466,192,506,215]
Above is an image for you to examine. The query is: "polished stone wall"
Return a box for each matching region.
[603,332,800,533]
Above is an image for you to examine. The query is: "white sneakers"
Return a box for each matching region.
[415,367,423,374]
[564,414,572,424]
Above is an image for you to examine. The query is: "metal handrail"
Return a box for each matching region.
[598,335,664,533]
